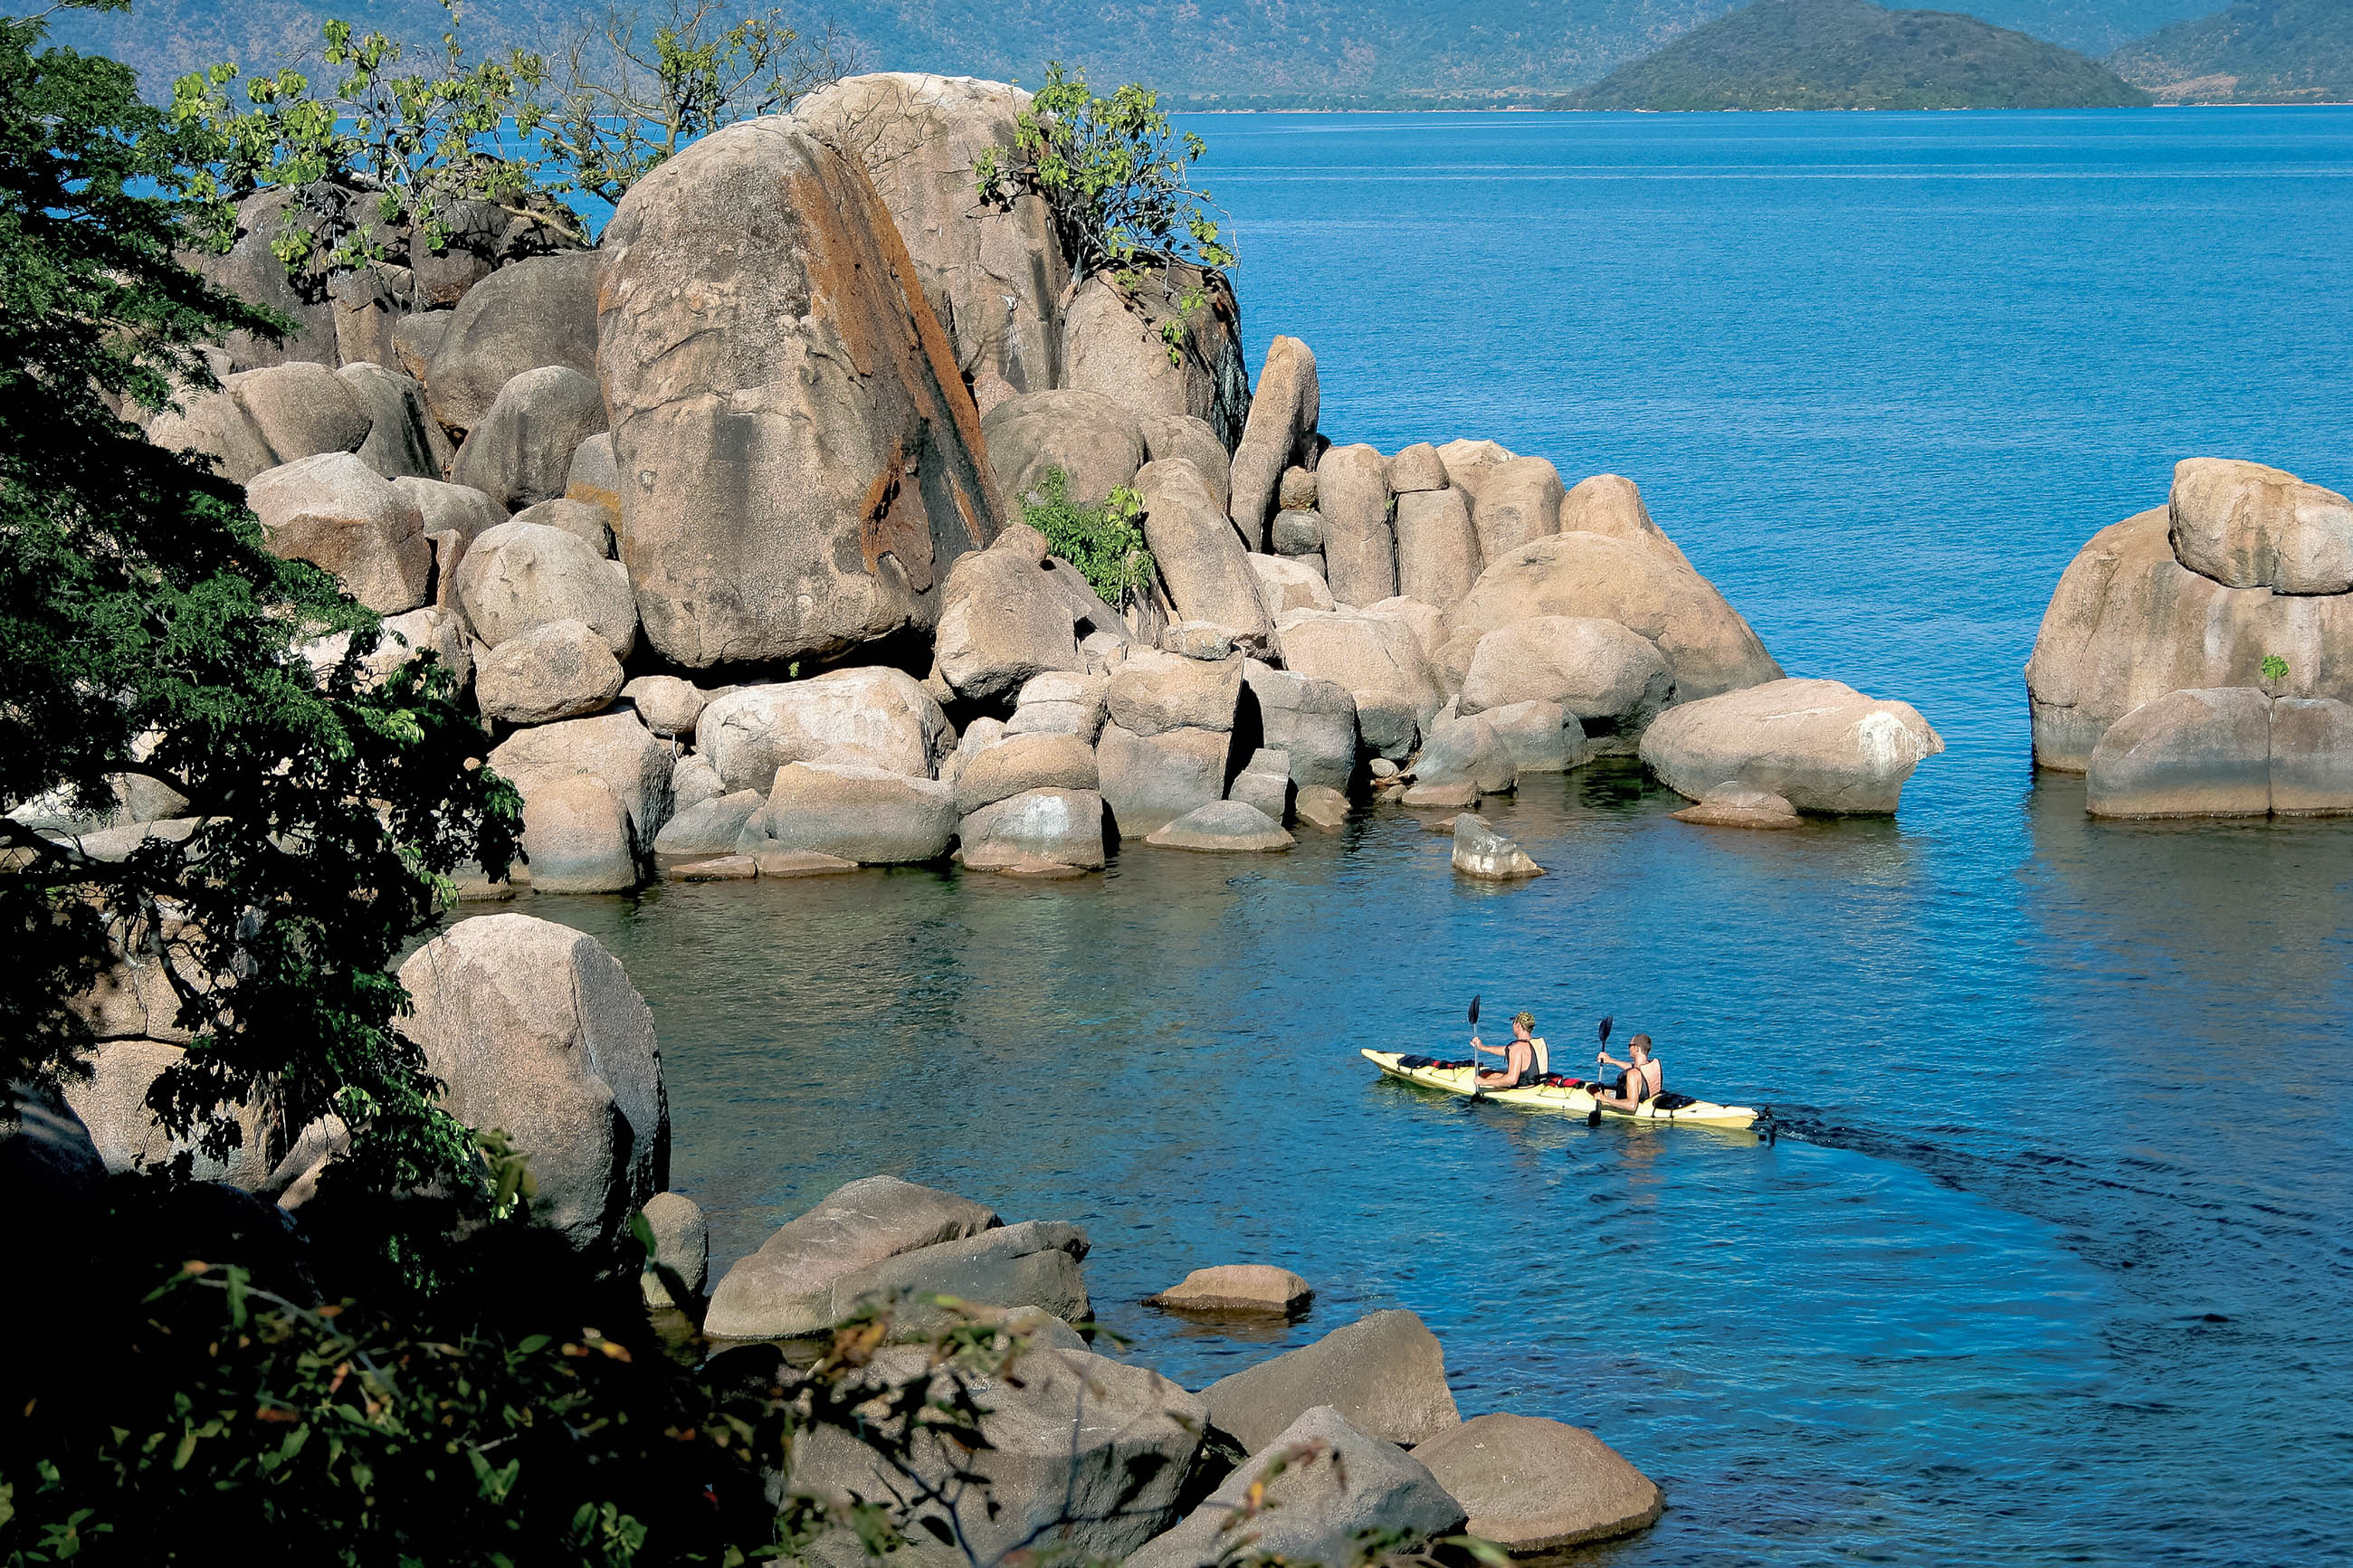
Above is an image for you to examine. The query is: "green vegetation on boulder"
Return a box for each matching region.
[1563,0,2153,109]
[2109,0,2353,104]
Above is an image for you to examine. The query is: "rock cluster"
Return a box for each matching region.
[111,68,1953,915]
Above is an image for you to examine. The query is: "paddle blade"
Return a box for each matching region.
[1469,995,1481,1026]
[1598,1015,1613,1043]
[1587,1106,1603,1128]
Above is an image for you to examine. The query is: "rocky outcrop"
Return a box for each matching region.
[448,365,607,512]
[958,787,1109,873]
[1413,1412,1663,1552]
[1443,532,1781,708]
[1639,678,1943,814]
[2084,688,2353,818]
[705,1174,998,1340]
[1128,1405,1466,1568]
[1061,262,1248,449]
[1147,1263,1312,1315]
[1226,336,1318,550]
[1199,1309,1462,1452]
[1096,724,1234,833]
[954,731,1098,817]
[694,669,950,792]
[786,1343,1206,1563]
[978,387,1144,518]
[1135,459,1275,649]
[396,914,665,1257]
[425,251,604,436]
[597,116,997,668]
[797,73,1068,415]
[749,761,957,863]
[2027,461,2353,770]
[246,451,431,613]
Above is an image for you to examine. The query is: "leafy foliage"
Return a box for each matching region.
[540,0,857,208]
[1561,0,2153,111]
[2262,653,2290,683]
[0,0,518,1193]
[975,58,1234,357]
[1020,468,1156,607]
[167,0,571,273]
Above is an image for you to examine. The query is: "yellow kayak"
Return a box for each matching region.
[1361,1049,1763,1131]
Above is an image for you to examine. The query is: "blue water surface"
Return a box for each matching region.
[533,110,2353,1566]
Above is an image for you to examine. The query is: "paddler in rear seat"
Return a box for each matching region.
[1472,1012,1548,1089]
[1592,1033,1662,1112]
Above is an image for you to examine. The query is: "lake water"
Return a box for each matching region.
[529,111,2353,1565]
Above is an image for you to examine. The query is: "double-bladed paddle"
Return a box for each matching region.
[1467,995,1483,1100]
[1587,1015,1614,1127]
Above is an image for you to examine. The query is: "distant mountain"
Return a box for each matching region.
[1562,0,2152,109]
[38,0,2206,109]
[2108,0,2353,103]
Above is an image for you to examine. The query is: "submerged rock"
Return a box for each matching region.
[1452,813,1544,879]
[1671,784,1803,829]
[1146,800,1294,852]
[1147,1263,1312,1316]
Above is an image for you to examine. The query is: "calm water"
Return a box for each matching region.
[529,112,2353,1565]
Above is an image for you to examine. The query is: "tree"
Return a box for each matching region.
[540,0,857,209]
[0,0,519,1196]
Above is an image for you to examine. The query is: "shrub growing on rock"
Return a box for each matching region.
[1021,465,1157,608]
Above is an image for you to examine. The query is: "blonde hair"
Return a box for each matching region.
[1511,1012,1536,1030]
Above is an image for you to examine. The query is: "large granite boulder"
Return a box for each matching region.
[394,476,505,556]
[397,914,665,1255]
[245,451,431,613]
[144,377,282,486]
[1147,1263,1312,1316]
[786,1343,1206,1563]
[1413,1412,1664,1552]
[1146,799,1292,851]
[933,523,1088,703]
[1640,677,1944,814]
[62,1040,272,1187]
[1127,1405,1466,1568]
[1395,487,1481,608]
[652,789,765,858]
[1135,458,1275,649]
[1444,532,1780,706]
[1247,553,1336,618]
[449,365,608,512]
[2169,457,2353,594]
[1388,442,1447,493]
[705,1174,998,1340]
[824,1218,1091,1333]
[220,362,369,468]
[640,1190,709,1308]
[1453,812,1544,879]
[958,787,1109,872]
[452,519,638,656]
[1274,607,1446,759]
[425,251,604,435]
[1199,1309,1462,1452]
[1062,262,1248,449]
[1140,413,1232,511]
[620,674,712,739]
[337,361,444,480]
[955,730,1098,816]
[2084,688,2353,818]
[488,709,675,850]
[599,118,997,669]
[1243,660,1358,791]
[1472,455,1566,562]
[475,618,625,725]
[2027,475,2353,770]
[1106,648,1243,736]
[1226,336,1318,551]
[1318,442,1397,608]
[1459,614,1676,750]
[750,761,957,863]
[796,72,1068,415]
[1095,724,1234,834]
[694,668,951,791]
[979,388,1145,518]
[1672,783,1802,830]
[1006,670,1111,742]
[0,1089,106,1240]
[512,773,639,892]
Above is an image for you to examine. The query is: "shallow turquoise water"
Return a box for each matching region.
[530,111,2353,1564]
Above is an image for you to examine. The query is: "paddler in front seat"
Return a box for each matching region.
[1472,1012,1548,1089]
[1592,1033,1662,1112]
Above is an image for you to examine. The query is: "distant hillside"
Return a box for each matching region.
[1562,0,2153,109]
[39,0,2214,109]
[2108,0,2353,103]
